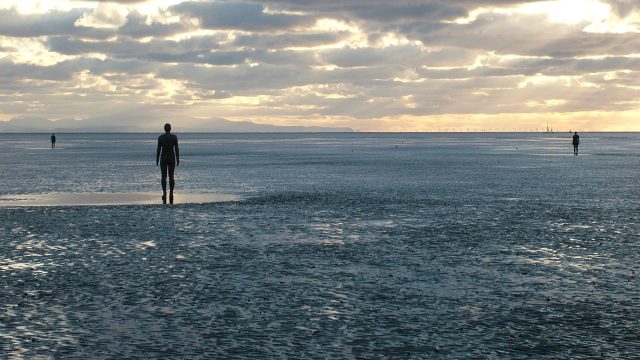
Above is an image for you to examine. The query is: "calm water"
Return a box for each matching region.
[1,132,640,358]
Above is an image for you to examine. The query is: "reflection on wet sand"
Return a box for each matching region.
[0,192,238,206]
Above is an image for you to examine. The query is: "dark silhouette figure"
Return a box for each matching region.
[572,132,580,156]
[156,123,179,204]
[51,133,56,149]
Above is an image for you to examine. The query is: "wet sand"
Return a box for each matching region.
[2,133,640,358]
[0,192,238,207]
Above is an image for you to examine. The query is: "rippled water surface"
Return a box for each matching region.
[1,132,640,358]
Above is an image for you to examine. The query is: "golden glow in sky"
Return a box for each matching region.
[519,0,610,24]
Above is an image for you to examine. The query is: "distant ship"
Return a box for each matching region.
[546,122,553,133]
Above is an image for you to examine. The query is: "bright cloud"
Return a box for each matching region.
[74,3,129,29]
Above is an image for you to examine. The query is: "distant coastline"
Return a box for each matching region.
[0,117,353,133]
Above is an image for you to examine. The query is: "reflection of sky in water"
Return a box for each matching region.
[0,192,237,207]
[2,133,640,357]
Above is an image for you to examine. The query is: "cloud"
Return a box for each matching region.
[74,3,129,29]
[0,7,189,39]
[324,2,467,22]
[417,56,640,80]
[320,45,477,68]
[322,46,425,68]
[232,32,350,49]
[47,34,226,59]
[0,8,110,38]
[45,34,323,66]
[118,10,192,38]
[604,0,638,17]
[0,58,157,85]
[0,59,76,81]
[247,0,494,22]
[3,0,640,131]
[399,12,640,57]
[83,0,148,3]
[169,1,315,31]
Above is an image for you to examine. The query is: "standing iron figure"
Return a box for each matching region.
[156,123,180,204]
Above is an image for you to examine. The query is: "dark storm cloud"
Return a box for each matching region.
[169,1,315,31]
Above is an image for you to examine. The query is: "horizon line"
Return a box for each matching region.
[2,130,639,134]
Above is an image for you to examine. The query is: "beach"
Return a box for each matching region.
[2,132,640,358]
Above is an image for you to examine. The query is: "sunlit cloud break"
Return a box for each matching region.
[1,0,640,131]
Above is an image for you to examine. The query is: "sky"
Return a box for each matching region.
[1,0,640,131]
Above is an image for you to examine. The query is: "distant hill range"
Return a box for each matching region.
[0,117,353,133]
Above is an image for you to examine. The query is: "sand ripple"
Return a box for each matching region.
[2,192,639,358]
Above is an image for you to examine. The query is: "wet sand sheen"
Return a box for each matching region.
[2,133,640,358]
[0,192,238,206]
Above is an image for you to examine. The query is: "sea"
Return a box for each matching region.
[1,132,639,358]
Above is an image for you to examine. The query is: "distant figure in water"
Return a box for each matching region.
[156,123,179,205]
[572,132,580,156]
[50,133,56,149]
